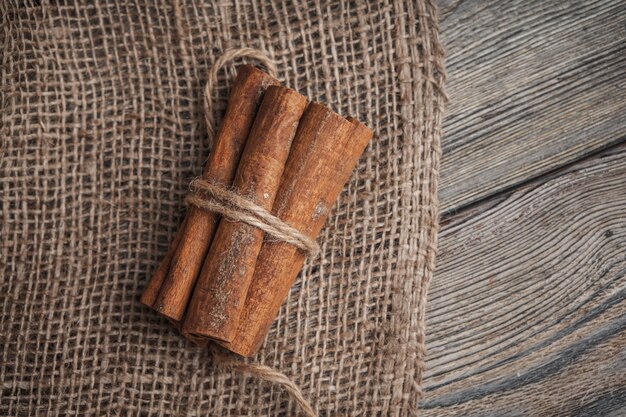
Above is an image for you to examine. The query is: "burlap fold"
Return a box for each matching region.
[0,0,445,415]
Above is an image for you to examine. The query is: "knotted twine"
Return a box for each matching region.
[192,48,317,417]
[186,179,320,257]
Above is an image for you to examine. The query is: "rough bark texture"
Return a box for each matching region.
[183,86,307,343]
[152,65,278,321]
[220,105,372,357]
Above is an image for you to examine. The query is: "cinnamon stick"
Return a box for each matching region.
[150,65,279,321]
[219,104,373,356]
[140,217,187,307]
[182,86,307,342]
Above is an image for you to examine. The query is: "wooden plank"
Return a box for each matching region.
[437,0,626,214]
[421,144,626,415]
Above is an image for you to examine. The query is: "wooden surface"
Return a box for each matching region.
[423,0,626,415]
[436,0,626,215]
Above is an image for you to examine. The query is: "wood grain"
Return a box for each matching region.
[422,145,626,415]
[437,0,626,214]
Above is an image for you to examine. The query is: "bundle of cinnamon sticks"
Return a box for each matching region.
[141,65,372,357]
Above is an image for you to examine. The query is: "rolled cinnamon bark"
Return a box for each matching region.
[149,65,278,320]
[219,104,373,356]
[182,85,307,342]
[140,217,187,307]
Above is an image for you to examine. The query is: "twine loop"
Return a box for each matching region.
[203,48,278,144]
[186,178,320,257]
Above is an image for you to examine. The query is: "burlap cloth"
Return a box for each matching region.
[0,1,446,415]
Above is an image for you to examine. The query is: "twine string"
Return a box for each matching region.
[199,48,317,417]
[203,48,278,144]
[210,346,316,417]
[186,178,320,257]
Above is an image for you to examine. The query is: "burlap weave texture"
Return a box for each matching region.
[0,1,445,415]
